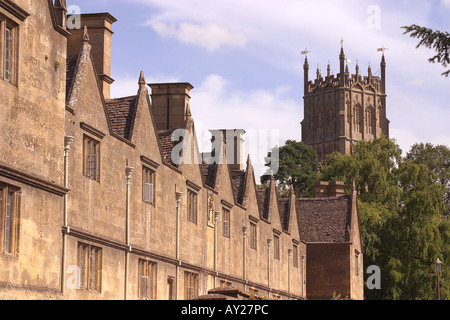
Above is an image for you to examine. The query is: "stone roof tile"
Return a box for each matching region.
[105,96,138,141]
[295,195,352,243]
[231,171,246,205]
[157,128,179,168]
[201,158,218,189]
[66,54,79,103]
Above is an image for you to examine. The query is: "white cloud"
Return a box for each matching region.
[147,19,247,52]
[442,0,450,8]
[390,128,422,155]
[124,0,449,160]
[190,74,300,177]
[391,128,450,156]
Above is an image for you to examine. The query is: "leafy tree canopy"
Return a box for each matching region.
[261,140,318,198]
[321,137,449,300]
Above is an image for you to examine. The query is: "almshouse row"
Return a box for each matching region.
[0,0,363,300]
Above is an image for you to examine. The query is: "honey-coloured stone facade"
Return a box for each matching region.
[0,0,364,300]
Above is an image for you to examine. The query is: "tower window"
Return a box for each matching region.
[315,108,323,138]
[354,105,361,133]
[366,107,374,135]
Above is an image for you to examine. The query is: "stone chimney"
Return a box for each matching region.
[314,181,346,198]
[209,129,246,172]
[149,83,194,131]
[67,13,117,100]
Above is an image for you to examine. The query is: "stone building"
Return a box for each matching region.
[0,0,364,300]
[301,46,390,161]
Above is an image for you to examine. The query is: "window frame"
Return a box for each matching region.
[274,234,280,260]
[250,222,257,250]
[187,189,198,225]
[222,207,230,238]
[142,166,155,206]
[83,135,101,183]
[138,259,157,300]
[184,271,199,300]
[293,244,299,268]
[167,277,174,300]
[0,183,20,255]
[0,17,18,85]
[77,242,102,292]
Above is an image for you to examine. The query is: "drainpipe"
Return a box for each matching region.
[242,223,248,291]
[175,191,183,300]
[288,248,293,298]
[213,211,220,288]
[61,136,74,295]
[301,255,306,298]
[267,239,272,291]
[124,165,134,300]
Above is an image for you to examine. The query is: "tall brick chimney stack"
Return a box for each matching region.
[67,13,117,100]
[149,83,195,131]
[208,129,246,172]
[314,181,346,198]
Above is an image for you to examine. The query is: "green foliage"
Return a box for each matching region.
[261,140,319,198]
[402,25,450,77]
[321,137,449,300]
[406,143,450,216]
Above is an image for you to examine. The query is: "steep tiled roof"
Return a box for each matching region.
[295,195,352,243]
[105,96,137,141]
[66,54,79,103]
[278,199,291,232]
[201,154,218,189]
[256,188,270,220]
[158,129,179,168]
[231,171,246,205]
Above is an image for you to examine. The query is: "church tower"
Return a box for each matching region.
[301,45,390,161]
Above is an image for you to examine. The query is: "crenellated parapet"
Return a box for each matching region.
[301,45,390,161]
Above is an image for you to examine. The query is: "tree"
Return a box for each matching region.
[402,25,450,77]
[321,137,449,300]
[406,143,450,216]
[261,140,319,198]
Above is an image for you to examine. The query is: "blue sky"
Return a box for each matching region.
[70,0,450,175]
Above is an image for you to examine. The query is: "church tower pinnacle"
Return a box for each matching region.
[301,44,390,161]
